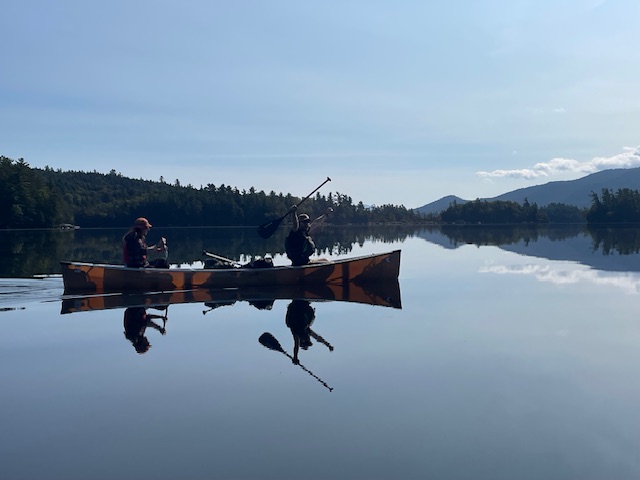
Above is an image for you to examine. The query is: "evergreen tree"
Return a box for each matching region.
[0,155,425,228]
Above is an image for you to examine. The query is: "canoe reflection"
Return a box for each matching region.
[61,281,401,314]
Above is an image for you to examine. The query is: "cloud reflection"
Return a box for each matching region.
[480,264,640,295]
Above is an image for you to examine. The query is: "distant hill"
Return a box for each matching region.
[415,195,467,215]
[416,167,640,214]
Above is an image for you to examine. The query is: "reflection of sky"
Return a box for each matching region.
[480,263,640,295]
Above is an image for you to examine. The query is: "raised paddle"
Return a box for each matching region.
[256,176,331,239]
[259,332,333,392]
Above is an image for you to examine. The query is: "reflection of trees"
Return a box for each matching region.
[432,225,585,247]
[587,226,640,255]
[0,230,76,278]
[313,225,416,256]
[12,223,640,278]
[4,225,419,277]
[11,224,640,278]
[424,224,640,257]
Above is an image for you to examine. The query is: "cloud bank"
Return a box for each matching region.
[477,146,640,180]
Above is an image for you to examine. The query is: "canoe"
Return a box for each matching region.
[60,250,401,293]
[60,280,402,314]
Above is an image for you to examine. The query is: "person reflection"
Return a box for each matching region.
[285,299,333,365]
[123,307,168,354]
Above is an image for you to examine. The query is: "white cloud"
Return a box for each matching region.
[477,146,640,180]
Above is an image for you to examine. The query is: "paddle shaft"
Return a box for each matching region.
[257,177,331,239]
[203,250,241,266]
[293,176,331,211]
[309,207,333,233]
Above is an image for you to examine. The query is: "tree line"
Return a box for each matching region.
[426,198,586,224]
[0,156,423,228]
[426,188,640,225]
[6,154,640,228]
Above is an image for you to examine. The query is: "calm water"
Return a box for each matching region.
[2,226,640,480]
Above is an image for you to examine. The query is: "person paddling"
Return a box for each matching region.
[285,206,332,266]
[285,206,316,266]
[122,217,168,268]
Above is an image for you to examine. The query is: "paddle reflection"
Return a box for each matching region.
[265,299,335,391]
[259,323,334,392]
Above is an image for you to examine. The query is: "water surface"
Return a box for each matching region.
[2,226,640,480]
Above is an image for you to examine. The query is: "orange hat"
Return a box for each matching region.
[133,217,152,228]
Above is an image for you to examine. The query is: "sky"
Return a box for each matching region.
[2,0,640,208]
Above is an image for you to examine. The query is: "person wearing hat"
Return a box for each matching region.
[122,217,167,268]
[284,206,317,266]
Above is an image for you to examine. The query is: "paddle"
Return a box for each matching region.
[309,328,334,351]
[147,236,169,268]
[256,176,331,239]
[259,332,333,392]
[202,250,242,267]
[309,207,334,234]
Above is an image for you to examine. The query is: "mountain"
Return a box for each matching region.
[415,195,467,215]
[416,167,640,214]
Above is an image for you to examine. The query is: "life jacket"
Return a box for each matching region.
[123,231,148,267]
[285,229,315,266]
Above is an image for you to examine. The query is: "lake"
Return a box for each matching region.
[2,225,640,480]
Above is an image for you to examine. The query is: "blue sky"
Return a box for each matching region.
[2,0,639,208]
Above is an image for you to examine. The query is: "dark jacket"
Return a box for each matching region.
[285,229,316,266]
[123,230,148,268]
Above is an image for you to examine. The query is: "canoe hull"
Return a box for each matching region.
[61,250,401,293]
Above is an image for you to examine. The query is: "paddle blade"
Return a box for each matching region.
[257,215,285,239]
[259,332,285,352]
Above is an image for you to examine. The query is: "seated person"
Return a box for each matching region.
[122,217,168,268]
[285,207,316,266]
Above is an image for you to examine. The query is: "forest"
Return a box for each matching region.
[429,198,586,224]
[5,155,640,229]
[0,156,422,229]
[586,188,640,223]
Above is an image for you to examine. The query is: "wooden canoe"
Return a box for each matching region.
[60,280,402,314]
[60,250,401,293]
